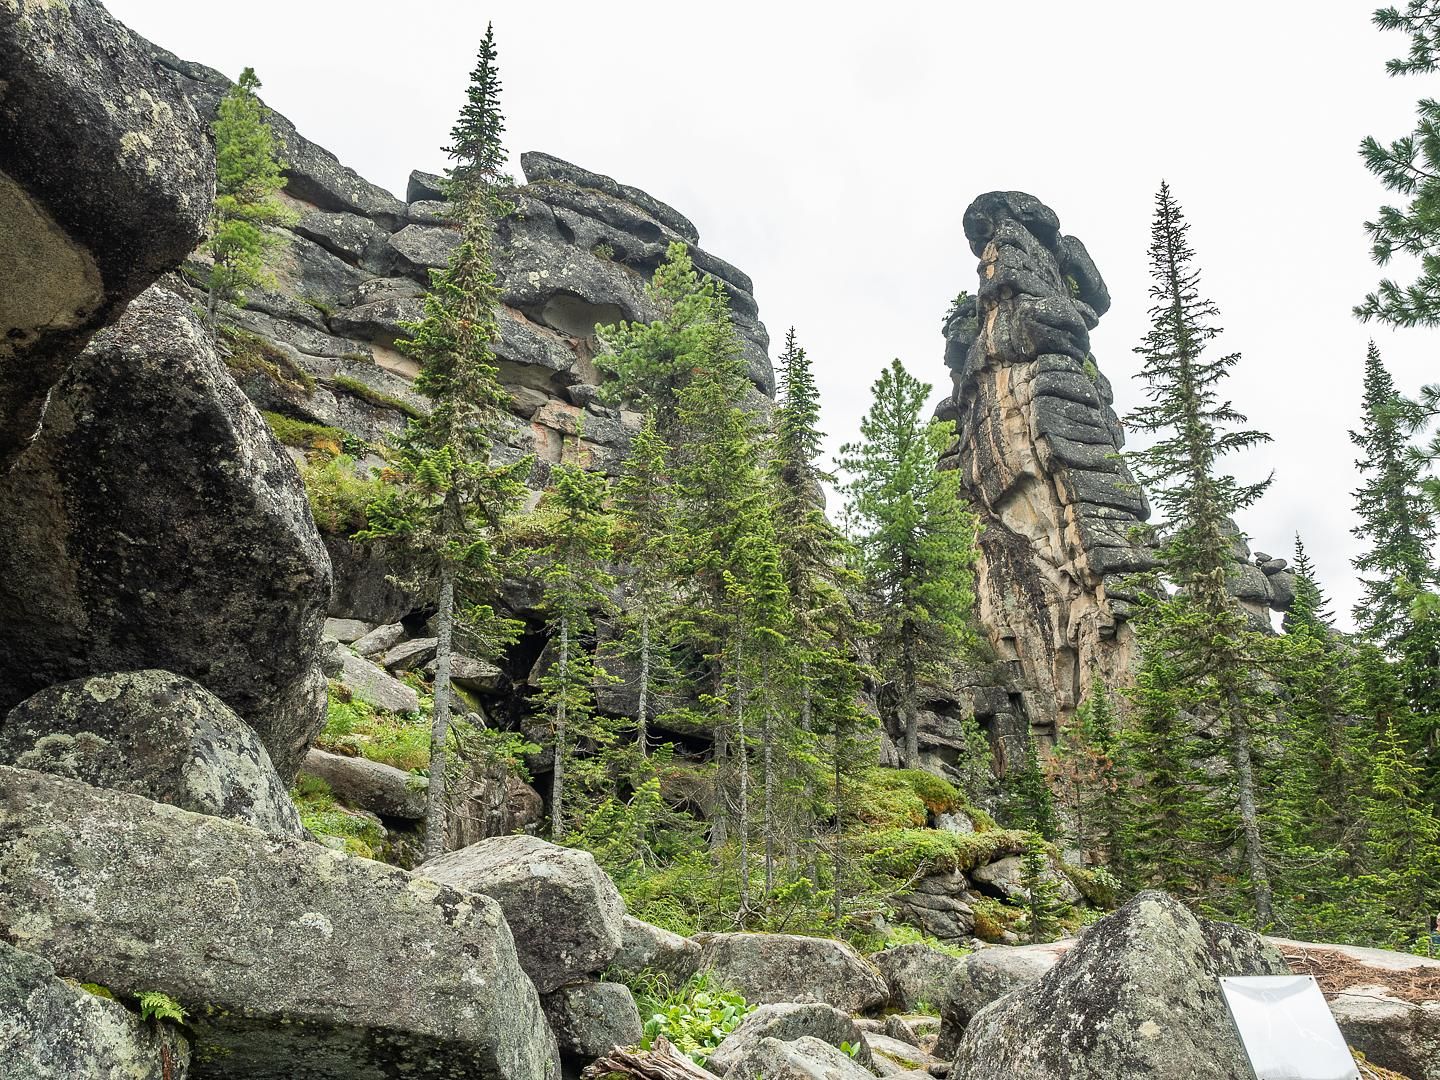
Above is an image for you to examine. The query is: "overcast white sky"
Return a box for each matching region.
[110,0,1435,625]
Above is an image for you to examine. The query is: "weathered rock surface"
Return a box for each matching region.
[611,915,704,985]
[541,980,643,1060]
[447,769,545,849]
[867,1032,942,1076]
[335,646,421,714]
[894,868,978,942]
[301,747,426,820]
[417,835,626,993]
[707,1003,874,1075]
[871,943,965,1013]
[950,891,1288,1079]
[0,765,559,1080]
[0,0,213,467]
[0,288,331,783]
[935,192,1151,748]
[720,1035,875,1080]
[0,939,191,1080]
[971,853,1080,905]
[692,932,888,1013]
[935,939,1075,1058]
[1,671,305,839]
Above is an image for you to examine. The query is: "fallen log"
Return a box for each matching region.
[582,1037,719,1080]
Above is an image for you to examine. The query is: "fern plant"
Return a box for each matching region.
[138,991,186,1025]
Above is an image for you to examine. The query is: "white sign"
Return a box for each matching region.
[1219,975,1359,1080]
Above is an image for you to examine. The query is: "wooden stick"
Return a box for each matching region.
[582,1037,720,1080]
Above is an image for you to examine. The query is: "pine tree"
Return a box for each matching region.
[1357,2,1440,327]
[1123,183,1278,925]
[444,23,510,202]
[1000,739,1059,840]
[205,68,295,325]
[1020,835,1067,943]
[1050,677,1127,869]
[360,31,527,860]
[535,461,617,840]
[837,360,978,770]
[1350,345,1440,754]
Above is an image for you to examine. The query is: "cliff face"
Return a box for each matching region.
[936,192,1150,750]
[937,192,1297,756]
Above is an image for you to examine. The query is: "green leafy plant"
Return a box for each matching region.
[138,991,186,1025]
[840,1041,861,1059]
[591,241,616,260]
[633,973,754,1066]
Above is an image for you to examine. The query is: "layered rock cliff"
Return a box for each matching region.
[937,192,1296,754]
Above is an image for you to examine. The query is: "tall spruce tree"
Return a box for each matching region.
[361,31,527,859]
[837,360,977,770]
[205,68,295,325]
[1358,1,1440,327]
[1123,183,1278,925]
[535,461,616,840]
[445,23,509,200]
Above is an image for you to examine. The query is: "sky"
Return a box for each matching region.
[109,0,1436,625]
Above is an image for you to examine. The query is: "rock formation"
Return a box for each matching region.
[0,0,213,467]
[938,192,1296,756]
[0,287,332,782]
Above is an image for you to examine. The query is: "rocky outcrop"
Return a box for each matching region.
[950,891,1289,1079]
[1,670,305,839]
[541,981,644,1061]
[0,287,331,783]
[0,765,558,1080]
[935,192,1152,749]
[301,747,426,821]
[692,932,889,1014]
[0,939,191,1080]
[870,943,965,1014]
[417,834,627,993]
[707,1003,875,1075]
[0,0,213,468]
[936,193,1296,754]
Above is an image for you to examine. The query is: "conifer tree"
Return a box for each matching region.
[1019,835,1067,942]
[361,30,526,859]
[611,414,680,755]
[837,360,978,769]
[1123,183,1278,925]
[1350,345,1440,751]
[1000,739,1059,840]
[1358,1,1440,327]
[1050,677,1127,868]
[445,23,510,201]
[205,68,295,325]
[535,461,617,840]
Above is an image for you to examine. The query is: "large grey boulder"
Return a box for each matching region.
[1,670,305,839]
[541,981,643,1060]
[300,747,426,821]
[611,915,703,985]
[417,834,627,993]
[950,891,1289,1079]
[720,1035,875,1080]
[707,1003,874,1076]
[0,0,213,467]
[693,932,888,1014]
[934,939,1074,1057]
[521,151,699,245]
[870,943,966,1014]
[0,288,331,783]
[0,765,559,1080]
[0,939,191,1080]
[336,646,421,714]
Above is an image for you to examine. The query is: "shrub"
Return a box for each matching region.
[632,973,754,1066]
[852,768,963,829]
[301,455,386,536]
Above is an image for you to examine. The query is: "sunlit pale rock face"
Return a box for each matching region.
[937,191,1151,754]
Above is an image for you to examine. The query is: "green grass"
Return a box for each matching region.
[316,685,431,772]
[332,374,424,419]
[262,411,369,458]
[291,772,387,858]
[218,323,316,393]
[299,455,386,537]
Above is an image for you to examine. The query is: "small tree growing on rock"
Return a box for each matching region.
[205,68,295,326]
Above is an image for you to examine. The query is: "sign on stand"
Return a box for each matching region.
[1219,975,1359,1080]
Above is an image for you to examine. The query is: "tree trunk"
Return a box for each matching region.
[424,566,457,861]
[736,637,750,919]
[553,616,570,841]
[1227,692,1274,926]
[637,608,650,757]
[901,631,919,769]
[832,719,843,921]
[763,654,775,897]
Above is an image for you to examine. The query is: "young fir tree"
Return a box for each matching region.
[769,328,864,891]
[1123,183,1278,926]
[1350,344,1440,753]
[534,461,617,840]
[1000,739,1059,840]
[611,413,681,756]
[361,31,527,859]
[1358,1,1440,327]
[1019,835,1067,943]
[1050,677,1127,869]
[205,68,295,325]
[837,360,978,770]
[444,22,510,200]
